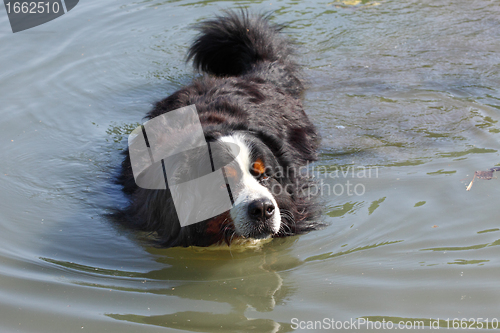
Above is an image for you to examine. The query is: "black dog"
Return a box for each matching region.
[117,10,321,247]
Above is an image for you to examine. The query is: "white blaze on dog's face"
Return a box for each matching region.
[219,134,281,239]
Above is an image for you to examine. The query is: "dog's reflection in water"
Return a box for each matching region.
[107,239,303,332]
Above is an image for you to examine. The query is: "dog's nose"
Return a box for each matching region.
[248,198,275,220]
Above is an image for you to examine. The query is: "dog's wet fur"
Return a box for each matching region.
[117,10,322,247]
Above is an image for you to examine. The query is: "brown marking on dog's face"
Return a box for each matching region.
[205,211,236,244]
[224,165,238,179]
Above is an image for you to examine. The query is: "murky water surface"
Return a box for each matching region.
[1,0,499,332]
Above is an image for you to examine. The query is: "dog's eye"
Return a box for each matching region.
[250,158,267,179]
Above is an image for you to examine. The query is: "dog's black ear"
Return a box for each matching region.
[249,127,281,145]
[286,126,318,163]
[248,128,298,172]
[250,127,318,165]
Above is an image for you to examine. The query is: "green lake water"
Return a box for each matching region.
[0,0,499,332]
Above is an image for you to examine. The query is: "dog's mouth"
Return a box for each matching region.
[244,197,277,238]
[244,220,275,239]
[246,230,273,240]
[231,200,281,240]
[227,182,282,239]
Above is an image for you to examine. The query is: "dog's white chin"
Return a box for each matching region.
[199,237,274,252]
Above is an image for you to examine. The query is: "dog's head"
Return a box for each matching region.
[181,129,311,246]
[218,133,283,240]
[136,128,314,247]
